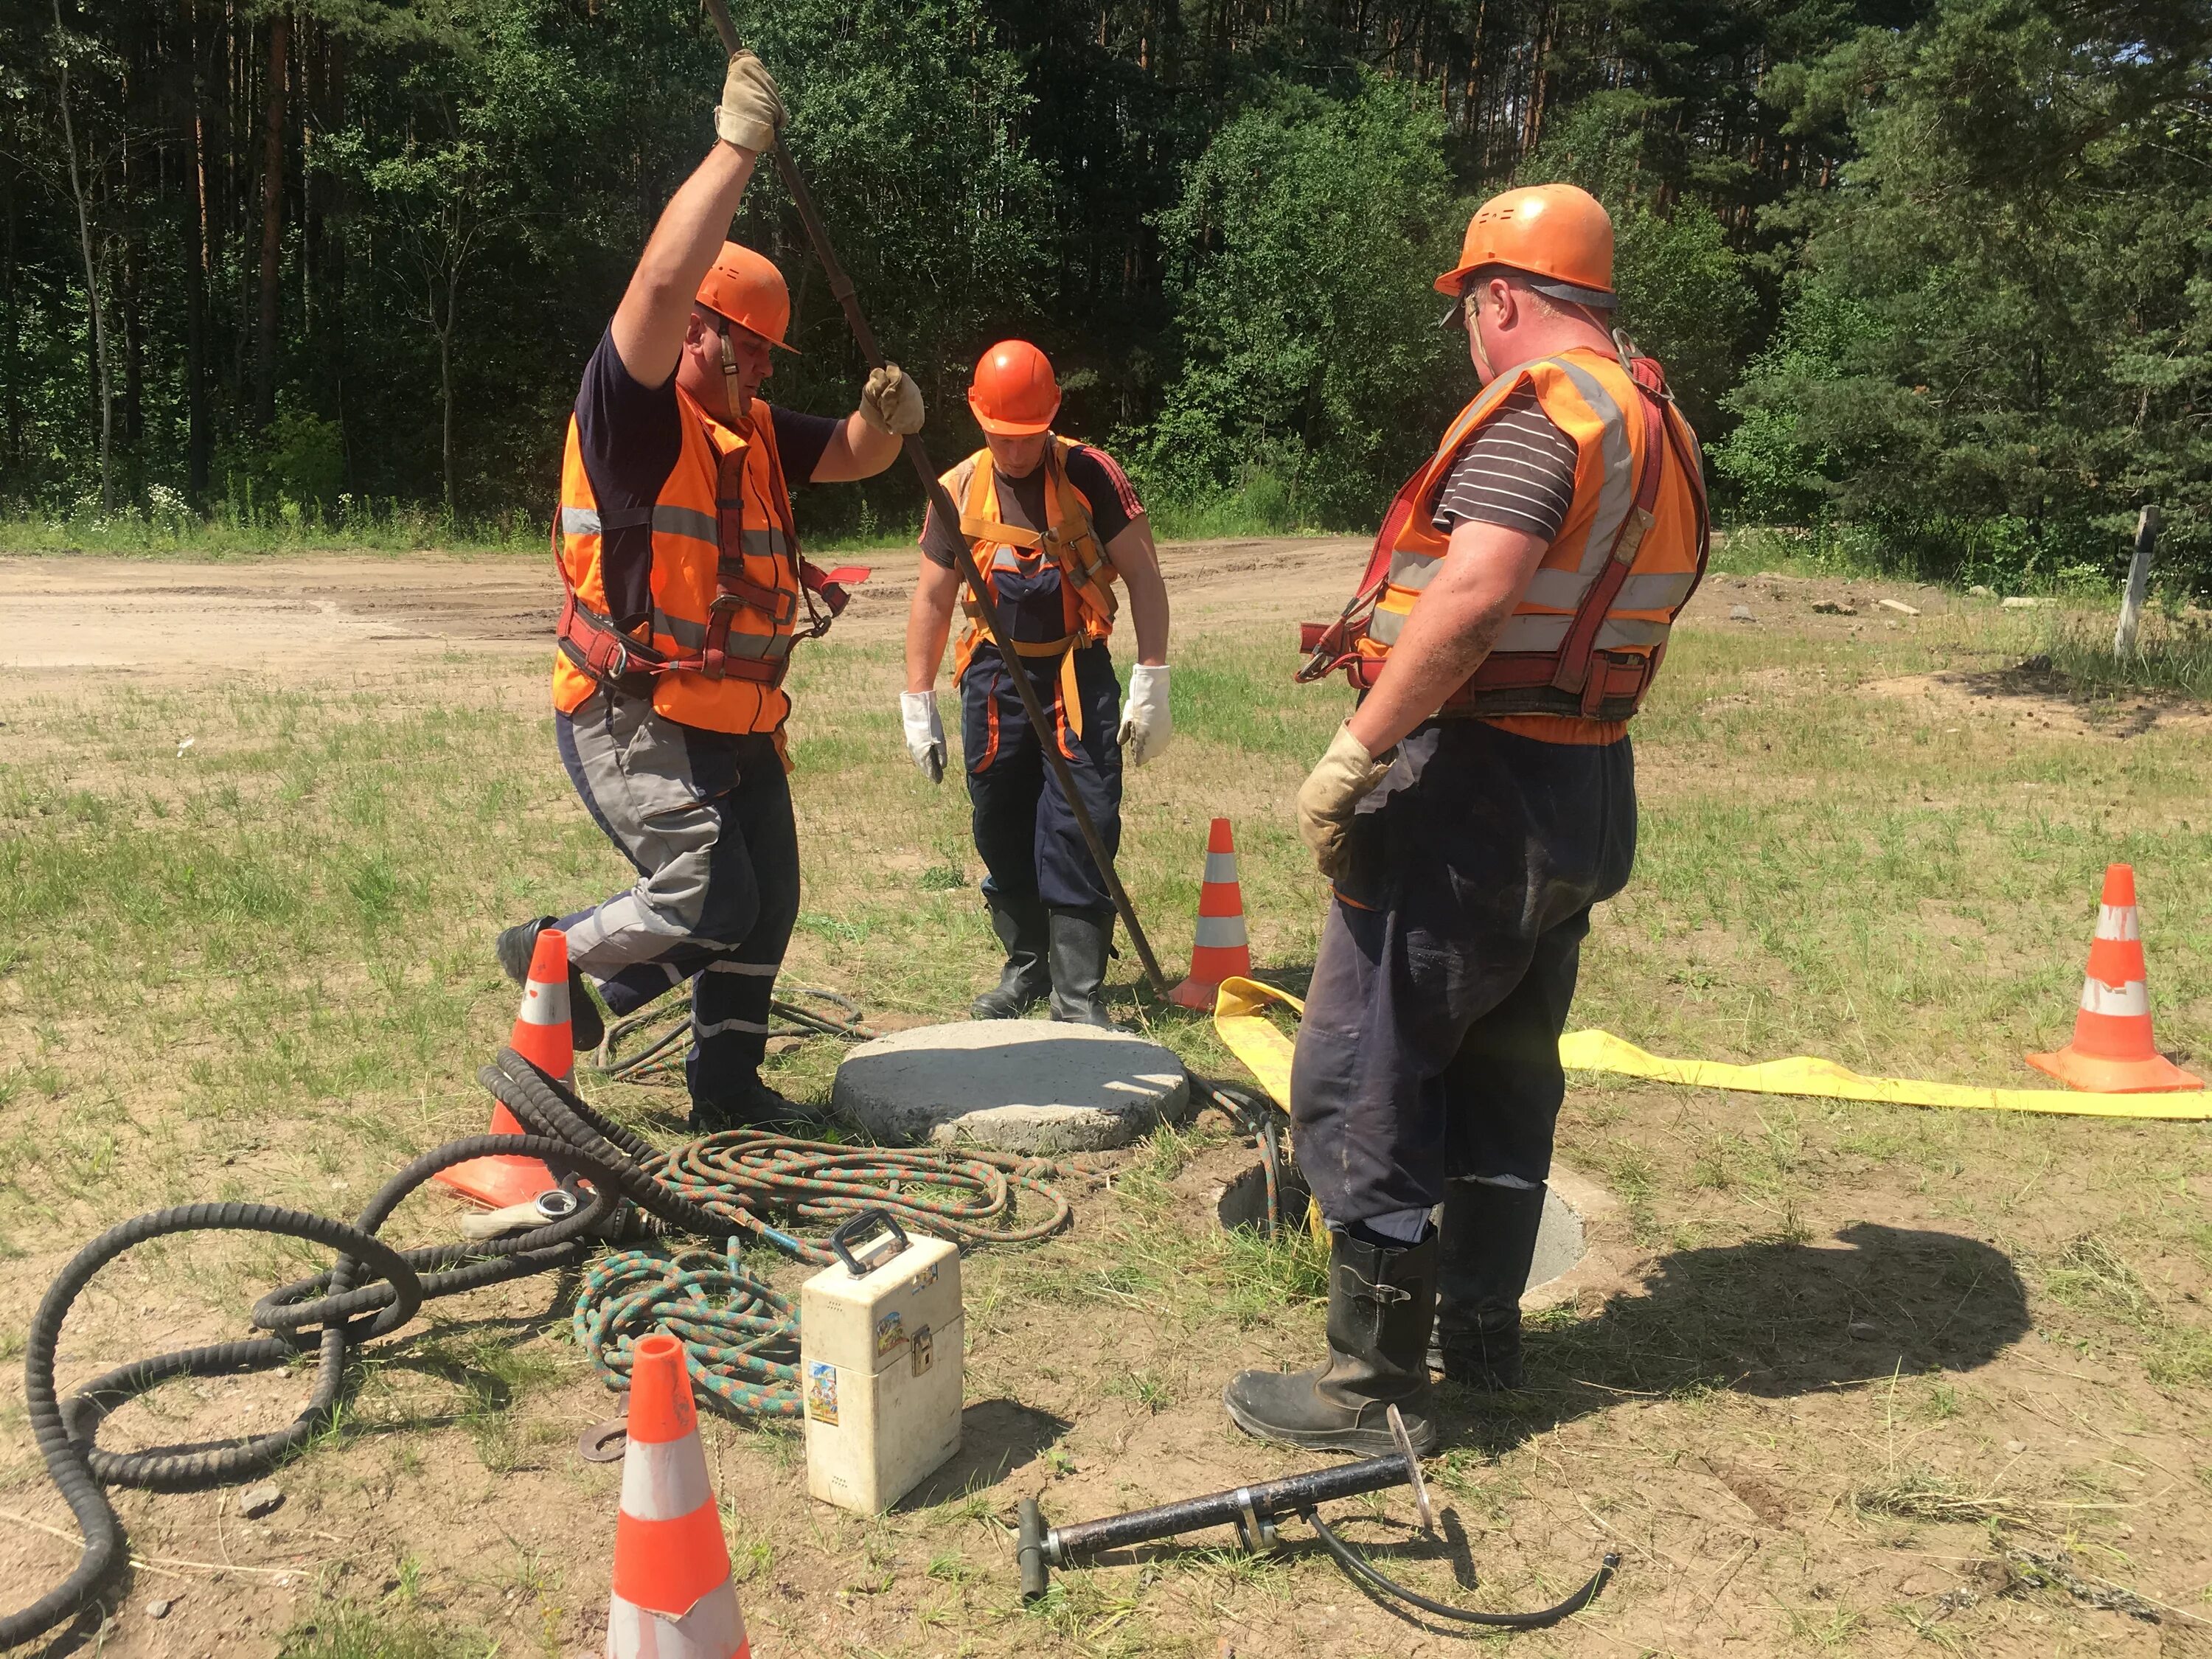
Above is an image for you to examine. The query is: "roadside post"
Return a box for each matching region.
[2113,504,2160,660]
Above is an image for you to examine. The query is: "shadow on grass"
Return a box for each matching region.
[1442,1220,2030,1456]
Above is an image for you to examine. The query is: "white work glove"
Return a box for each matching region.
[900,690,946,784]
[1295,723,1394,880]
[714,50,785,154]
[860,363,925,437]
[1117,664,1172,766]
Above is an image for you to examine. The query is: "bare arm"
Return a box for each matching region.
[609,144,760,389]
[905,556,964,692]
[1105,515,1169,666]
[811,412,902,483]
[1345,518,1548,753]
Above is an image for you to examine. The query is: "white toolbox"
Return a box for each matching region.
[801,1210,963,1513]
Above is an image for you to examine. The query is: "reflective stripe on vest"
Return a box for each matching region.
[552,390,804,735]
[1369,355,1642,648]
[1294,346,1709,724]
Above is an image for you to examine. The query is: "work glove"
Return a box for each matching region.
[900,689,947,785]
[1295,723,1394,880]
[714,50,785,154]
[860,363,926,437]
[1116,663,1172,766]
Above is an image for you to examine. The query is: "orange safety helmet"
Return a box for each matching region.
[968,340,1060,436]
[1433,184,1616,310]
[695,241,797,352]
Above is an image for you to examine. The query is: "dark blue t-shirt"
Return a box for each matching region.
[572,329,841,632]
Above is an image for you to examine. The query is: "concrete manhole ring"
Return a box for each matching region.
[830,1020,1190,1155]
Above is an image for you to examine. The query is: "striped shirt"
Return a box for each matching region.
[1430,389,1580,542]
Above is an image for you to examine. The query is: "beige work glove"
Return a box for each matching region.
[714,50,785,153]
[860,363,926,437]
[1295,723,1394,880]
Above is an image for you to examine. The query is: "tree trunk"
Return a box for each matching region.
[184,49,211,501]
[436,276,456,522]
[54,0,113,511]
[2,135,19,481]
[253,5,289,426]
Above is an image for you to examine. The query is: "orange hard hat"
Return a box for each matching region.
[695,241,796,352]
[1433,184,1615,310]
[968,340,1060,435]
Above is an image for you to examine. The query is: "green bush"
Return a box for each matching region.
[1133,74,1465,529]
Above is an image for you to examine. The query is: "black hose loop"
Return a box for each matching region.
[1304,1509,1618,1630]
[3,1206,424,1649]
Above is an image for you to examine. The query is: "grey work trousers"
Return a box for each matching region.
[554,687,799,1113]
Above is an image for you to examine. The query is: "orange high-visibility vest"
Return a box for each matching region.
[942,437,1120,733]
[552,389,824,737]
[1301,346,1708,723]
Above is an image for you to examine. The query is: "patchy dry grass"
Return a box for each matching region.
[1,559,2211,1655]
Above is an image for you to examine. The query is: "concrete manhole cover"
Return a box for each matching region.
[831,1021,1190,1155]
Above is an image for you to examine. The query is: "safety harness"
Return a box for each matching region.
[955,439,1119,737]
[555,414,869,692]
[1299,341,1709,723]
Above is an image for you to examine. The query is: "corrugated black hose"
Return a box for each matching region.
[0,1048,728,1650]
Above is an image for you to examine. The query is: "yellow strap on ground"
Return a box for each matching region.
[1211,978,1330,1244]
[1217,978,2208,1122]
[1559,1029,2212,1121]
[1212,977,1304,1110]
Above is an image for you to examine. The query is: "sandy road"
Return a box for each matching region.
[0,537,1370,690]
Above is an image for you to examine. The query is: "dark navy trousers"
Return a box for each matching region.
[1289,720,1637,1227]
[960,641,1124,915]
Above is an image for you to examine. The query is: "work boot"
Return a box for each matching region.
[495,915,605,1051]
[1046,907,1119,1029]
[972,894,1051,1020]
[1222,1231,1439,1455]
[688,1073,822,1136]
[1430,1179,1548,1390]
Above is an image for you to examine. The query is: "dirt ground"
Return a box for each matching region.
[4,543,2211,1658]
[0,537,1367,689]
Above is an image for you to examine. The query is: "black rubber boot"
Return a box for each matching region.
[972,894,1051,1020]
[1046,907,1119,1029]
[1223,1231,1439,1455]
[688,1074,822,1135]
[495,915,605,1051]
[1430,1179,1548,1389]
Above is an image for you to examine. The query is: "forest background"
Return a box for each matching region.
[5,0,2209,588]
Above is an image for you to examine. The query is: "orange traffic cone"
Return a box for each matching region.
[607,1332,749,1659]
[2027,864,2202,1093]
[1170,818,1253,1010]
[434,928,571,1207]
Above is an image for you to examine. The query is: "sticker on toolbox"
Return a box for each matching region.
[911,1325,933,1377]
[874,1310,906,1357]
[908,1261,939,1292]
[806,1362,840,1426]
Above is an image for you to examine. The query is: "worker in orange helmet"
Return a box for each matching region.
[900,341,1172,1027]
[501,49,923,1133]
[1223,184,1711,1454]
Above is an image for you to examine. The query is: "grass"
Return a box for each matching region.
[3,560,2212,1655]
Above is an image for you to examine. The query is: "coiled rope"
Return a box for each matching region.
[3,1045,1082,1649]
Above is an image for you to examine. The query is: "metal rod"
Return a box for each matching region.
[699,0,1172,999]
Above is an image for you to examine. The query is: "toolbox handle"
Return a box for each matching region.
[829,1208,911,1277]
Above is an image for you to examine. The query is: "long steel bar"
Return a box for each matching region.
[700,0,1172,998]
